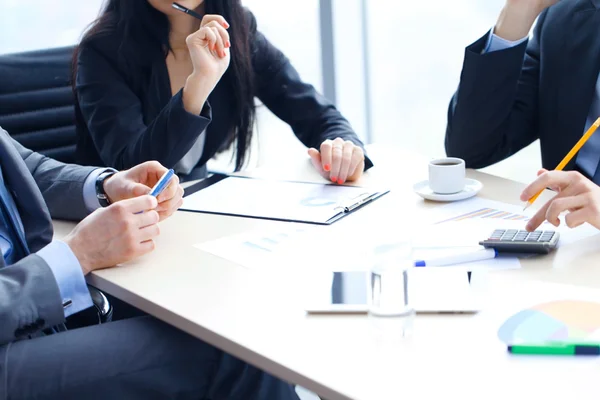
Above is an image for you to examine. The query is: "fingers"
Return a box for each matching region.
[564,208,590,229]
[119,195,158,214]
[545,195,587,227]
[138,223,161,243]
[159,198,184,221]
[136,240,157,257]
[134,209,160,229]
[345,146,365,183]
[156,186,185,220]
[204,21,230,55]
[319,140,333,175]
[201,14,230,29]
[337,141,356,184]
[520,171,580,202]
[536,169,562,192]
[308,148,327,178]
[130,183,151,198]
[209,26,226,58]
[526,183,580,231]
[129,161,167,184]
[196,26,218,51]
[328,138,345,183]
[157,175,180,203]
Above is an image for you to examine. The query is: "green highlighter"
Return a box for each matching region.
[508,342,600,356]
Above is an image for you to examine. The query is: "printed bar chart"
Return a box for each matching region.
[436,208,530,224]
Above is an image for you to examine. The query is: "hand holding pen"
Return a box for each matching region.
[172,3,231,115]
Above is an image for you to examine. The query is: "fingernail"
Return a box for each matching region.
[225,40,231,48]
[337,179,344,185]
[324,164,331,172]
[223,22,230,28]
[331,176,337,183]
[221,50,226,57]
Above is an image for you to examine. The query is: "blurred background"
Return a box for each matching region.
[0,0,539,182]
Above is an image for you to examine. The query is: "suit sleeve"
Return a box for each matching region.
[445,11,548,169]
[12,137,95,221]
[248,11,373,169]
[76,44,212,170]
[0,255,65,346]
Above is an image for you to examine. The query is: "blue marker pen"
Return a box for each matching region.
[135,169,174,214]
[150,169,175,197]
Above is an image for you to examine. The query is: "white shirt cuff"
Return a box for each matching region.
[483,27,528,53]
[37,240,93,317]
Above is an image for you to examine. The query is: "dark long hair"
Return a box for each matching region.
[73,0,255,171]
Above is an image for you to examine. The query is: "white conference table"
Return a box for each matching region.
[53,145,600,400]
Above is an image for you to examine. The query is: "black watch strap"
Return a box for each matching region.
[95,170,117,208]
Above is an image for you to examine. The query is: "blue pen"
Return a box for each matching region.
[414,248,498,267]
[150,169,175,197]
[135,169,174,214]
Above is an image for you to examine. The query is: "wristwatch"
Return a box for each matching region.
[95,170,117,207]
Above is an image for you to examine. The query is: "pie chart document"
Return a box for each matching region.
[181,175,389,225]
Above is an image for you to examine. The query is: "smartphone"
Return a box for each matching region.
[304,270,483,315]
[150,169,175,197]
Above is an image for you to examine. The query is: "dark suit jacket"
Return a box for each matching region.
[74,11,372,173]
[446,0,600,173]
[0,127,95,345]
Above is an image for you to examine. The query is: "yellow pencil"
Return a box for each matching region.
[524,116,600,211]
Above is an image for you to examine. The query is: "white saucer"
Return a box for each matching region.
[413,179,483,202]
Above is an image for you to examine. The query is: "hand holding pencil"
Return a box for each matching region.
[521,117,600,231]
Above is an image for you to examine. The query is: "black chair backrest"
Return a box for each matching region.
[0,46,77,163]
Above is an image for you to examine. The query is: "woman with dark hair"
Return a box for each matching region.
[74,0,373,183]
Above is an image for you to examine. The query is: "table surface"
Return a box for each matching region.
[53,145,600,400]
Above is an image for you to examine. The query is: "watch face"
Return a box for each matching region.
[96,171,116,207]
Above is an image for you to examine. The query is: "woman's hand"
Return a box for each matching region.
[183,14,231,114]
[521,170,600,231]
[308,138,365,184]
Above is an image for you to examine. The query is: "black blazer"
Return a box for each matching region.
[446,0,600,173]
[74,11,372,173]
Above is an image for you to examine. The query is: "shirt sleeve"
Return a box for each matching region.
[37,241,93,318]
[483,27,529,53]
[83,168,117,212]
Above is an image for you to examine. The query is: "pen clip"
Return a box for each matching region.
[334,192,378,213]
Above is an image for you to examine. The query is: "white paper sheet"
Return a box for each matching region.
[181,176,385,224]
[195,225,521,272]
[423,197,599,248]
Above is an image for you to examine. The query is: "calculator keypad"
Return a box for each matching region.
[488,229,556,243]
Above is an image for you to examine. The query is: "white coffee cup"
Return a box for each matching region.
[428,157,466,194]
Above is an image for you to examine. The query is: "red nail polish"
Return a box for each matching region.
[324,164,331,172]
[331,176,337,182]
[223,22,230,28]
[338,179,344,185]
[225,40,231,48]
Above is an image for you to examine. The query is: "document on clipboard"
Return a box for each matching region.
[180,174,389,225]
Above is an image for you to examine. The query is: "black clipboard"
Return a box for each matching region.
[181,173,389,225]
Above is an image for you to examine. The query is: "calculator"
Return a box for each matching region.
[479,229,560,254]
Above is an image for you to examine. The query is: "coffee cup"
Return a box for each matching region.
[428,158,466,194]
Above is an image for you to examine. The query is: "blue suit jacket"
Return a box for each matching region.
[0,128,95,345]
[446,0,600,173]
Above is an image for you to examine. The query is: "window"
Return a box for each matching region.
[0,0,103,55]
[331,0,540,182]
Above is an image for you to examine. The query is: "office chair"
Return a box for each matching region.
[0,46,77,162]
[0,46,112,325]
